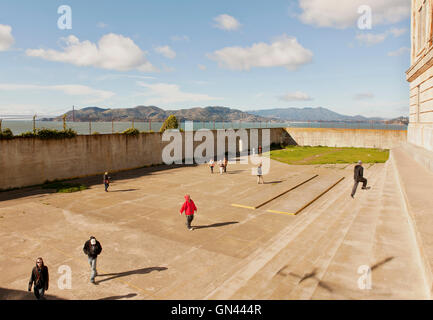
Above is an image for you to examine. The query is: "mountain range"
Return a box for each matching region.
[249,107,384,122]
[44,106,270,122]
[42,106,405,123]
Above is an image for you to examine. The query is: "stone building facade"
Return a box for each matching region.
[407,0,433,151]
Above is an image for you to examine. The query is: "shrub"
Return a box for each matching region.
[160,115,179,133]
[0,128,14,140]
[18,131,37,138]
[122,128,140,136]
[36,128,77,139]
[92,132,100,135]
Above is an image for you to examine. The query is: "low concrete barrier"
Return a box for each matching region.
[0,127,407,190]
[284,127,406,149]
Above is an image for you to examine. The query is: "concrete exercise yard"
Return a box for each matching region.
[0,155,428,300]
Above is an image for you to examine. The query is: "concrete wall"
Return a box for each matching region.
[0,128,285,190]
[408,123,433,151]
[0,127,406,190]
[284,128,407,149]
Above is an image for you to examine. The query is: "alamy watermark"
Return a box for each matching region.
[57,5,72,30]
[161,122,271,175]
[57,265,72,290]
[357,265,372,290]
[358,5,372,30]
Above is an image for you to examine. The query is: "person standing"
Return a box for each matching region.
[179,194,197,231]
[209,159,215,174]
[257,163,264,184]
[351,160,368,198]
[28,257,49,300]
[103,172,111,192]
[224,157,228,173]
[218,160,224,175]
[83,236,102,284]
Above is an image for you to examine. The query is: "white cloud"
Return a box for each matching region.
[26,34,158,72]
[136,82,221,105]
[388,46,410,56]
[207,35,313,71]
[162,64,176,72]
[155,45,176,59]
[356,27,408,46]
[279,91,313,101]
[96,74,156,81]
[197,64,207,71]
[354,92,375,100]
[0,83,114,103]
[298,0,410,29]
[389,27,407,37]
[213,14,241,31]
[0,24,14,51]
[356,32,388,46]
[171,35,190,42]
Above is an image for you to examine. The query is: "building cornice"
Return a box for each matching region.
[407,45,433,82]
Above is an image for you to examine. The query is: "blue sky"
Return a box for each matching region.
[0,0,411,118]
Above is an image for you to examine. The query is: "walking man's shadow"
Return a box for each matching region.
[97,267,167,284]
[193,221,238,230]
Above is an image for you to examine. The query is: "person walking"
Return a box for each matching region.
[218,160,224,175]
[351,160,369,198]
[179,194,197,231]
[103,172,111,192]
[224,157,228,173]
[28,257,49,300]
[209,159,215,174]
[257,163,264,184]
[83,236,102,284]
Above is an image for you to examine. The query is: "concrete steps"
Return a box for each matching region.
[392,145,433,298]
[401,142,433,174]
[208,164,384,299]
[309,158,428,299]
[211,157,429,300]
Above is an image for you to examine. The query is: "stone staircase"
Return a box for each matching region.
[209,153,430,299]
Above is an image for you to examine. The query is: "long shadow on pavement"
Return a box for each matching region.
[98,293,137,300]
[0,287,67,300]
[0,163,197,202]
[193,221,239,230]
[96,267,168,284]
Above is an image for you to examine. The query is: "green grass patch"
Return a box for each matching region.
[42,182,88,193]
[270,146,389,165]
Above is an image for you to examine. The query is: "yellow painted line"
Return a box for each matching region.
[266,210,295,216]
[255,174,319,209]
[231,174,319,211]
[231,204,256,210]
[294,177,345,215]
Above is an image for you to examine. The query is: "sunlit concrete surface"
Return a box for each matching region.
[0,154,429,300]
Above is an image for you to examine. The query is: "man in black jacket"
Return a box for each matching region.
[83,236,102,284]
[351,160,369,198]
[28,257,49,300]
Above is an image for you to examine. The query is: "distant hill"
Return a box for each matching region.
[43,106,271,122]
[385,116,409,125]
[249,107,385,122]
[42,106,399,123]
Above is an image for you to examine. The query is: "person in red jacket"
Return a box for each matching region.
[179,194,197,231]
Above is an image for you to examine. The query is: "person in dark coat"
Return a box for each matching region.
[103,172,111,192]
[83,236,102,283]
[28,257,49,300]
[351,160,368,198]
